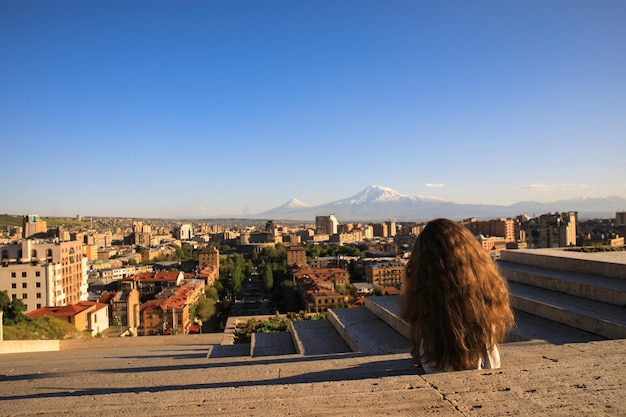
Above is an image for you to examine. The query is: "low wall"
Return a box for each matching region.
[0,333,224,354]
[0,340,60,354]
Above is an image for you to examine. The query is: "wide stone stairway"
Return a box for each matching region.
[245,249,626,358]
[1,249,624,416]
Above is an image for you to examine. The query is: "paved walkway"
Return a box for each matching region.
[0,335,624,416]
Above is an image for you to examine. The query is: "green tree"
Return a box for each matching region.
[262,264,273,291]
[306,243,322,259]
[231,264,244,295]
[1,291,28,325]
[205,286,219,302]
[195,294,216,321]
[0,290,10,312]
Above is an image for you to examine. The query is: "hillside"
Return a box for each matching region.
[0,214,89,229]
[2,316,92,340]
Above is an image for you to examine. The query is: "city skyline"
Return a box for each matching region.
[2,1,625,218]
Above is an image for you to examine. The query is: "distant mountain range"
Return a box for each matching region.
[255,185,626,222]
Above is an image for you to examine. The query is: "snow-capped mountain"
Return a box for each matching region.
[317,185,446,220]
[254,185,626,221]
[258,197,311,218]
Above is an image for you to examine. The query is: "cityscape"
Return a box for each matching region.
[1,207,624,339]
[2,1,626,414]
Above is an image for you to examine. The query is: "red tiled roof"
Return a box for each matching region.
[98,292,116,304]
[134,271,181,283]
[27,302,98,318]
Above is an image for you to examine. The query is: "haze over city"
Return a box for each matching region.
[2,1,625,218]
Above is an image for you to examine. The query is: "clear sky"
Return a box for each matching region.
[1,1,625,218]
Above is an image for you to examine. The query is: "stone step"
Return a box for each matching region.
[364,295,409,338]
[508,281,626,339]
[327,306,411,354]
[364,295,604,345]
[290,319,351,356]
[508,310,606,344]
[250,331,297,357]
[499,260,626,307]
[500,248,626,279]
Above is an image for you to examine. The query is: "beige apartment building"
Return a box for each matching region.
[286,245,307,266]
[198,246,219,270]
[22,214,47,239]
[365,260,408,287]
[462,217,516,243]
[0,239,88,312]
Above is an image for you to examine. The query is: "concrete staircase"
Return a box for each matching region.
[240,249,626,358]
[499,249,626,340]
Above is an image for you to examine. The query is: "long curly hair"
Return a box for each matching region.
[400,218,514,371]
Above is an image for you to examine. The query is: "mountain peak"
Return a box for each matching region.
[282,198,310,209]
[349,185,406,204]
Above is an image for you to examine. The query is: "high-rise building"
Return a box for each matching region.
[371,222,389,237]
[315,214,338,235]
[0,239,88,312]
[22,214,47,239]
[385,219,397,237]
[174,224,193,240]
[527,212,578,248]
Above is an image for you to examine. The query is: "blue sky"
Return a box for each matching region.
[1,1,625,218]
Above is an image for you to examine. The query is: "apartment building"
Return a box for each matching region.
[307,256,357,270]
[371,222,389,238]
[198,245,219,269]
[476,234,508,258]
[286,245,307,266]
[462,217,516,242]
[174,223,193,240]
[0,239,88,312]
[365,259,408,287]
[291,266,350,313]
[294,275,344,313]
[527,212,578,248]
[98,278,141,334]
[134,271,184,297]
[315,214,338,235]
[139,282,203,335]
[22,214,47,239]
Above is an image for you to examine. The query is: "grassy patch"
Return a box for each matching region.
[0,214,90,230]
[2,317,92,340]
[566,246,625,253]
[233,312,327,343]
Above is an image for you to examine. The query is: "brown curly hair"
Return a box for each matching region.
[400,218,514,371]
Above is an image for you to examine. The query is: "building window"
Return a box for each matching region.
[36,282,41,288]
[22,272,27,278]
[36,293,41,299]
[22,283,27,288]
[36,271,40,277]
[22,294,27,299]
[11,272,16,278]
[11,283,16,289]
[36,304,41,309]
[11,294,16,299]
